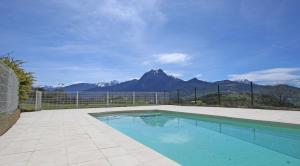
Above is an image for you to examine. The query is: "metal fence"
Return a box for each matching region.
[19,82,300,111]
[0,62,18,113]
[20,91,169,111]
[169,82,300,110]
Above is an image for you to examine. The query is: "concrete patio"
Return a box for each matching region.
[1,105,300,166]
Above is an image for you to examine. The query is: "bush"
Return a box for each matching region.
[0,55,34,102]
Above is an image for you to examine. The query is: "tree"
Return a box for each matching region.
[0,55,34,102]
[273,85,294,106]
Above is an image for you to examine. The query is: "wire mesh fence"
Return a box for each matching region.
[20,91,169,111]
[169,82,300,110]
[19,82,300,111]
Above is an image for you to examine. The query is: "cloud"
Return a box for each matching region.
[228,68,300,87]
[168,72,182,78]
[195,74,203,78]
[161,70,182,78]
[43,44,103,54]
[100,0,165,27]
[160,132,191,144]
[153,52,190,65]
[48,0,165,43]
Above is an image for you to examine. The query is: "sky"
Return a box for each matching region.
[0,0,300,87]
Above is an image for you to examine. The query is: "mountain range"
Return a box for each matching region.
[44,80,119,92]
[44,69,300,98]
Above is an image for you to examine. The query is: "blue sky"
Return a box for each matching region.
[0,0,300,87]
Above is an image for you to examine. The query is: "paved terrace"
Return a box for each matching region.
[1,105,300,166]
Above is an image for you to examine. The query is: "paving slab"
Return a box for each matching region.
[1,105,300,166]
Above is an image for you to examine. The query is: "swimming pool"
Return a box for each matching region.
[92,110,300,166]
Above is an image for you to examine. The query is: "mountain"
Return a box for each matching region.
[44,69,300,98]
[39,81,120,92]
[38,85,57,91]
[87,69,300,99]
[212,80,253,93]
[96,80,119,87]
[87,69,254,93]
[88,69,184,91]
[62,81,120,91]
[61,83,98,92]
[234,79,251,84]
[89,79,139,91]
[135,69,184,91]
[179,78,212,92]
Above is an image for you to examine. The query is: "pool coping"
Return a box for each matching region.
[86,105,300,125]
[1,105,300,166]
[89,109,300,127]
[83,110,180,165]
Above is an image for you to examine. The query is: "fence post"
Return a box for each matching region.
[155,92,158,105]
[76,91,79,108]
[163,90,166,104]
[217,84,221,105]
[35,91,42,111]
[177,89,180,105]
[106,91,109,106]
[56,92,59,108]
[194,87,197,105]
[250,82,254,107]
[35,91,38,111]
[133,91,135,105]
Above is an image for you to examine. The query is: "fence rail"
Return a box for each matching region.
[20,91,169,111]
[20,82,300,111]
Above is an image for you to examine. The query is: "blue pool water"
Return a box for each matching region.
[93,110,300,166]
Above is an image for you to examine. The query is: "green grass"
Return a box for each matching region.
[0,112,5,118]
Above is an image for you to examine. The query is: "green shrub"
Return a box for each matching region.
[0,55,34,102]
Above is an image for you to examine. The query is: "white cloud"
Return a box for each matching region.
[100,0,165,27]
[228,68,300,87]
[154,53,190,65]
[162,70,182,78]
[160,132,191,144]
[48,0,165,42]
[43,44,102,54]
[195,74,203,78]
[169,73,182,77]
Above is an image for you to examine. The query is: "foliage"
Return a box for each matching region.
[272,85,296,106]
[195,93,295,108]
[0,55,34,102]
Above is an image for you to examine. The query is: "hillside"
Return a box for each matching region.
[48,69,300,100]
